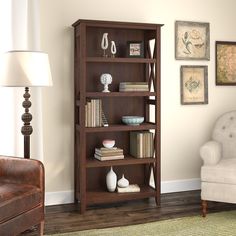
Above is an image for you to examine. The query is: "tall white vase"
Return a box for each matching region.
[106,166,117,192]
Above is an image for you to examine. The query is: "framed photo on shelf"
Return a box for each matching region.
[180,65,208,105]
[127,41,144,57]
[216,41,236,85]
[175,21,210,60]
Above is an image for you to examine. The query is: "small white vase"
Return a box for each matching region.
[106,166,117,192]
[117,174,129,188]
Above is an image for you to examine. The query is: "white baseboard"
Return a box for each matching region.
[160,178,201,194]
[45,178,201,206]
[45,190,74,206]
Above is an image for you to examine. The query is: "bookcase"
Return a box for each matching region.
[72,19,163,213]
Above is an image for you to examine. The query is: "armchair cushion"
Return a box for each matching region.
[201,158,236,185]
[200,141,222,166]
[0,182,42,223]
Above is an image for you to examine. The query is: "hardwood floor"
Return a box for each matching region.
[23,190,236,235]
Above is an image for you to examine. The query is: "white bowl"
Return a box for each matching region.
[122,116,144,126]
[102,139,115,148]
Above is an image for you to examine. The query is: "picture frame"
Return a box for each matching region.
[127,41,144,57]
[175,21,210,60]
[180,65,208,105]
[216,41,236,85]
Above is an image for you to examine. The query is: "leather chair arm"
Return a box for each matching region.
[0,155,44,190]
[200,141,222,166]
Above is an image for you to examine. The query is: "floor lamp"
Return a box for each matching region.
[0,50,52,158]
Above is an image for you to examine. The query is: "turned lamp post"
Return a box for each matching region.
[0,50,52,158]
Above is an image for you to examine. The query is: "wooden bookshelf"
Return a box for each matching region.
[73,19,163,213]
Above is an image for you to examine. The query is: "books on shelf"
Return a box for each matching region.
[85,99,102,127]
[94,147,124,161]
[119,82,149,92]
[117,184,140,193]
[130,131,154,158]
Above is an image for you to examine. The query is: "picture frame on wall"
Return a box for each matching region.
[180,65,208,105]
[216,41,236,85]
[175,21,210,60]
[127,41,144,57]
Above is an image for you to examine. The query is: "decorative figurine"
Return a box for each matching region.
[111,41,117,57]
[100,73,112,92]
[101,33,109,57]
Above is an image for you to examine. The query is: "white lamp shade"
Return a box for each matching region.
[0,50,53,87]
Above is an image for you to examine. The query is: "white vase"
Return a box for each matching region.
[117,174,129,188]
[106,166,117,192]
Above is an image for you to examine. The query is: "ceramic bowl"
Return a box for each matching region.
[122,116,144,126]
[102,139,115,148]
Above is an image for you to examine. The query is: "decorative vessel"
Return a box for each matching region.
[106,166,117,192]
[122,116,144,126]
[117,174,129,188]
[102,139,115,148]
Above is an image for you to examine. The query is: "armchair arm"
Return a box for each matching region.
[200,141,222,166]
[0,155,44,190]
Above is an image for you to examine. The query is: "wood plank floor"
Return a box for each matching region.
[23,190,236,235]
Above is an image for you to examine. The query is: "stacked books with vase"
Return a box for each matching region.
[94,139,124,161]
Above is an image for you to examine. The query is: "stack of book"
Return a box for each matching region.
[130,131,154,158]
[94,147,124,161]
[85,99,102,127]
[119,82,149,92]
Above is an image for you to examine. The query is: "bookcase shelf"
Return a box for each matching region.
[86,57,156,63]
[73,19,162,213]
[76,123,157,133]
[86,156,156,168]
[87,186,156,205]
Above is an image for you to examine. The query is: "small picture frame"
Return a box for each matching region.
[127,41,144,57]
[175,21,210,60]
[216,41,236,85]
[180,65,208,105]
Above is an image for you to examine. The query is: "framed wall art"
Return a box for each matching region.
[216,41,236,85]
[180,65,208,105]
[127,41,144,57]
[175,21,210,60]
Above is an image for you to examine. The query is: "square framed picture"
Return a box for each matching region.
[175,21,210,60]
[180,66,208,105]
[216,41,236,85]
[127,41,144,57]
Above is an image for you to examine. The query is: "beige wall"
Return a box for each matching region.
[40,0,236,194]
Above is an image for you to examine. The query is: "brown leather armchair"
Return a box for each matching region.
[0,155,45,235]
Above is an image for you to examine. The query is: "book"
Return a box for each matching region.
[117,184,140,193]
[94,154,124,161]
[95,147,123,153]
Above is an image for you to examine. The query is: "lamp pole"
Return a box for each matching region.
[21,87,33,158]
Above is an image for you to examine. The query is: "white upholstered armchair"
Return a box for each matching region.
[200,111,236,216]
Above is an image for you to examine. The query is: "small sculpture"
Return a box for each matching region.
[100,73,112,92]
[111,41,117,57]
[101,33,109,57]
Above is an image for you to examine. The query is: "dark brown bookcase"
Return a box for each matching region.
[72,19,163,213]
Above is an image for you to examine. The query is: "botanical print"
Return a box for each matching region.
[216,44,236,84]
[176,21,209,60]
[181,66,207,104]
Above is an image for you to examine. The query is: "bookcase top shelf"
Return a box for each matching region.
[72,19,163,30]
[86,156,156,168]
[76,123,157,133]
[86,57,156,63]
